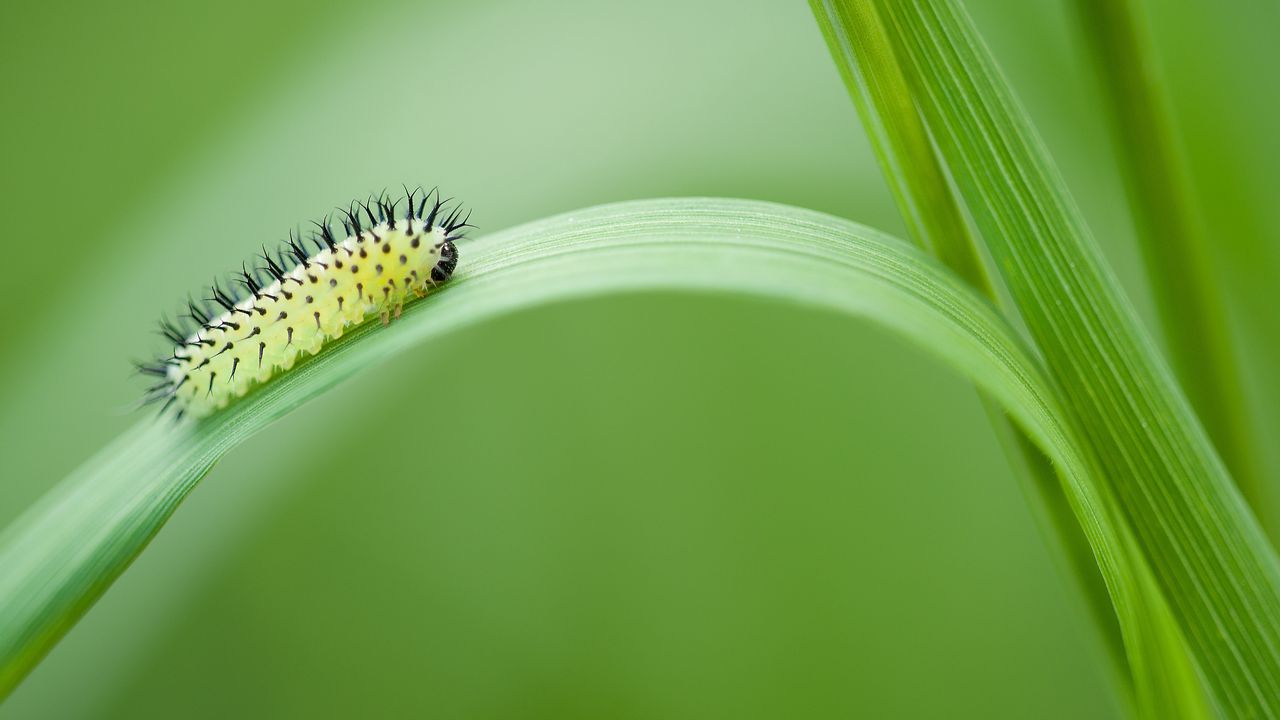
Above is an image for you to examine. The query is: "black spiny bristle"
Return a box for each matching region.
[445,207,473,235]
[208,279,250,317]
[238,262,262,297]
[158,395,178,415]
[402,185,420,222]
[311,215,337,251]
[157,315,186,345]
[260,246,287,282]
[382,194,398,230]
[441,205,458,229]
[206,283,229,311]
[416,187,435,220]
[274,247,304,284]
[184,297,210,328]
[343,204,363,236]
[286,230,310,266]
[424,194,447,231]
[134,359,170,378]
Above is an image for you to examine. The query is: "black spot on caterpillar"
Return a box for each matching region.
[136,187,472,420]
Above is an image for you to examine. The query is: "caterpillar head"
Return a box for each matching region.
[432,240,458,283]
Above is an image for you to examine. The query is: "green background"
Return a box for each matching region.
[1,0,1276,716]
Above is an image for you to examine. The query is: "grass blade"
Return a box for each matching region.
[1070,0,1264,529]
[1,198,1124,701]
[864,0,1280,713]
[809,0,1132,698]
[807,0,989,291]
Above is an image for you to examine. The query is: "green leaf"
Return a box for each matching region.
[841,0,1280,714]
[806,0,989,292]
[0,198,1123,702]
[1070,0,1264,531]
[808,1,1133,701]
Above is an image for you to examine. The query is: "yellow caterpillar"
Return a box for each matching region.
[139,188,468,420]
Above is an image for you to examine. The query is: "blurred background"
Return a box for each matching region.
[2,0,1277,716]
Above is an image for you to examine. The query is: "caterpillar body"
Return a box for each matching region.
[138,188,469,420]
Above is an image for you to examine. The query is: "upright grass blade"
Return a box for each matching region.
[0,198,1124,703]
[808,0,1132,699]
[858,0,1280,714]
[1070,0,1264,530]
[807,0,989,292]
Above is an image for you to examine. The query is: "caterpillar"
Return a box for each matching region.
[136,187,470,421]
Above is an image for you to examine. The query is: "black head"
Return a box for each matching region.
[431,240,458,283]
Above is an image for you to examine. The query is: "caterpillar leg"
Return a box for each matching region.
[380,310,390,327]
[394,302,403,320]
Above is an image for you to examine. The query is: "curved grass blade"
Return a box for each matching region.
[2,198,1127,700]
